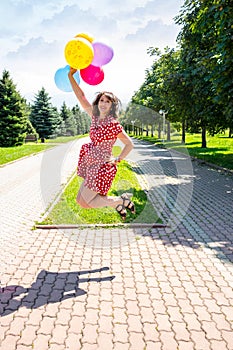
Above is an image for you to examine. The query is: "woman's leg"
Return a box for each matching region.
[77,183,123,209]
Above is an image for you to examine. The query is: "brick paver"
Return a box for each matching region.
[1,138,233,350]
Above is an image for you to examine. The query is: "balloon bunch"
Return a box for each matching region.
[54,33,114,92]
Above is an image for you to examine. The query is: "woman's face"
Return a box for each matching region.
[98,94,112,115]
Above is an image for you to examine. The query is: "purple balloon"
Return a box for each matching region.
[92,42,114,66]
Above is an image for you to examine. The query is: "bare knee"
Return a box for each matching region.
[76,194,90,209]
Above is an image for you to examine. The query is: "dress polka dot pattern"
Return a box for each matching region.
[77,115,123,195]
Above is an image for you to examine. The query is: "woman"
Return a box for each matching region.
[68,67,135,220]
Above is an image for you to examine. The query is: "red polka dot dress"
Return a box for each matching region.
[77,115,123,195]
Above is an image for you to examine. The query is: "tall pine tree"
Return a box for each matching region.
[0,70,29,146]
[60,102,76,136]
[71,104,90,135]
[30,87,60,141]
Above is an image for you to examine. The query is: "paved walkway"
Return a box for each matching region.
[0,138,233,350]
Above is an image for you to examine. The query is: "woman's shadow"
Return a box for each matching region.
[0,267,115,317]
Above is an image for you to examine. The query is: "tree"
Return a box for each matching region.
[81,111,91,134]
[72,105,91,135]
[60,102,76,136]
[30,87,60,141]
[72,105,82,134]
[131,48,180,140]
[0,70,29,146]
[145,47,191,143]
[189,0,233,135]
[130,1,232,146]
[175,0,232,145]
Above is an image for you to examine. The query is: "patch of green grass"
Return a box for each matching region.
[40,147,159,225]
[178,135,232,170]
[0,135,88,166]
[131,132,233,170]
[46,135,88,143]
[0,144,54,165]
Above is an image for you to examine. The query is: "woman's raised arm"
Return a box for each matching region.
[68,67,92,117]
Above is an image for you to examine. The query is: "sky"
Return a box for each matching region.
[0,0,184,109]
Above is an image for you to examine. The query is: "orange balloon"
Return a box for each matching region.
[64,37,94,70]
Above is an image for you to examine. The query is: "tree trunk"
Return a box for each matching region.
[167,121,171,141]
[201,126,207,148]
[158,122,161,139]
[229,128,232,138]
[181,119,186,143]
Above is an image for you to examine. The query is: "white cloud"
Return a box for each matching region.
[132,0,183,24]
[0,0,184,108]
[125,19,180,49]
[40,5,118,43]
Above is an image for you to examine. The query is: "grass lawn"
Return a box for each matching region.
[39,147,159,225]
[0,143,54,166]
[0,135,87,166]
[131,132,233,170]
[45,135,88,143]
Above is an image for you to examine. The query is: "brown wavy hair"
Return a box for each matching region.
[92,91,121,118]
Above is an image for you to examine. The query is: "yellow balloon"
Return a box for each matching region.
[75,32,94,43]
[64,37,94,70]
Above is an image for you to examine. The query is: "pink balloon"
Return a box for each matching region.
[80,64,104,85]
[92,42,114,66]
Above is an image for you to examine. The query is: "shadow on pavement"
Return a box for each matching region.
[0,267,115,317]
[130,140,233,265]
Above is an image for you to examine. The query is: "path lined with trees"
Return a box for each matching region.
[0,0,232,150]
[123,0,232,148]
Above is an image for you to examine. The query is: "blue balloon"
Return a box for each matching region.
[54,65,80,92]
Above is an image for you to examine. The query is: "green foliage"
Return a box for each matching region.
[175,0,230,136]
[131,0,233,147]
[0,70,30,147]
[180,0,233,120]
[30,87,61,140]
[72,104,91,135]
[60,102,76,136]
[57,103,91,136]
